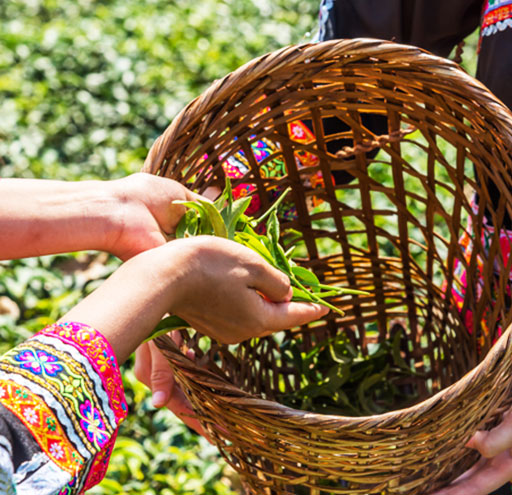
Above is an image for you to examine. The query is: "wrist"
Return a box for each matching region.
[92,179,132,256]
[69,180,120,253]
[100,174,174,260]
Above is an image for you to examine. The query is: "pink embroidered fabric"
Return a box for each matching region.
[0,321,127,494]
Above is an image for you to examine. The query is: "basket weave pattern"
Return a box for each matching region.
[143,39,512,494]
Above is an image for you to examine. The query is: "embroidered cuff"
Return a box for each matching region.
[0,322,127,494]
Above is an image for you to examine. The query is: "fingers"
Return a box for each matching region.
[145,341,208,437]
[134,342,152,386]
[467,411,512,458]
[134,340,177,407]
[135,342,175,408]
[135,339,208,437]
[162,380,208,438]
[431,450,512,495]
[248,259,292,303]
[259,299,330,335]
[145,341,176,408]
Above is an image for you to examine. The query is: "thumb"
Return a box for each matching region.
[148,341,176,408]
[259,300,330,335]
[247,259,292,303]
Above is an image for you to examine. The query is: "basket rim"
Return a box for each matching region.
[156,321,512,428]
[142,37,512,175]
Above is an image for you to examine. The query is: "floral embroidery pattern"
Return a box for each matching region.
[14,349,63,376]
[36,322,127,424]
[220,119,326,221]
[79,400,109,449]
[83,433,118,491]
[58,476,77,495]
[0,322,128,493]
[1,341,113,453]
[482,0,512,37]
[0,380,84,473]
[23,407,38,425]
[49,442,65,460]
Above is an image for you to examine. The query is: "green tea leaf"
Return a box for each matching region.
[197,199,228,238]
[173,200,212,235]
[214,176,232,210]
[252,186,292,226]
[175,208,198,238]
[226,196,252,239]
[234,232,275,266]
[291,265,320,286]
[315,283,369,296]
[292,286,314,302]
[144,315,190,343]
[267,210,280,245]
[391,330,410,371]
[357,365,390,415]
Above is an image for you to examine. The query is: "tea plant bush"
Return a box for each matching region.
[0,0,319,493]
[0,0,319,180]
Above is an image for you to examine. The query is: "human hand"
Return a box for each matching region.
[160,236,330,343]
[104,173,200,260]
[431,410,512,495]
[134,338,207,437]
[61,235,329,362]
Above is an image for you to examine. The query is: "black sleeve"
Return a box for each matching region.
[0,403,44,491]
[477,28,512,110]
[313,1,482,184]
[318,0,482,57]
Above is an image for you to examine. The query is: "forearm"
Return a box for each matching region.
[0,178,117,260]
[59,246,179,363]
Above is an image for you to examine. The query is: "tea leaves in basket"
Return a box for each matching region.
[277,329,419,416]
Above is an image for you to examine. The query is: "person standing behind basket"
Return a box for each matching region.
[315,1,512,494]
[0,173,328,494]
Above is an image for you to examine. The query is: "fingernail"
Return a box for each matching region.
[317,304,330,315]
[152,391,167,408]
[285,286,293,302]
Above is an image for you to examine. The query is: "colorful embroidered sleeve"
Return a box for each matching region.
[0,321,127,495]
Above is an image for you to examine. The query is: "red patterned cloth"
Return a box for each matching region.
[451,202,512,346]
[482,0,512,38]
[0,321,127,494]
[220,119,328,219]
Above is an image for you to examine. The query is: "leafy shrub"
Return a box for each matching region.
[0,0,319,493]
[0,0,319,181]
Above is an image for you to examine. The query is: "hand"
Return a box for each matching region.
[132,235,330,430]
[431,410,512,495]
[61,235,329,362]
[104,173,200,260]
[134,338,207,437]
[162,236,330,344]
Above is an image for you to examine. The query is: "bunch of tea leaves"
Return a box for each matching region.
[146,179,367,341]
[277,330,419,416]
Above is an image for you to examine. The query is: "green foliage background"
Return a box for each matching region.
[0,0,319,493]
[0,1,479,493]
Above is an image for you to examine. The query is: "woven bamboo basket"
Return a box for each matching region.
[142,39,512,494]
